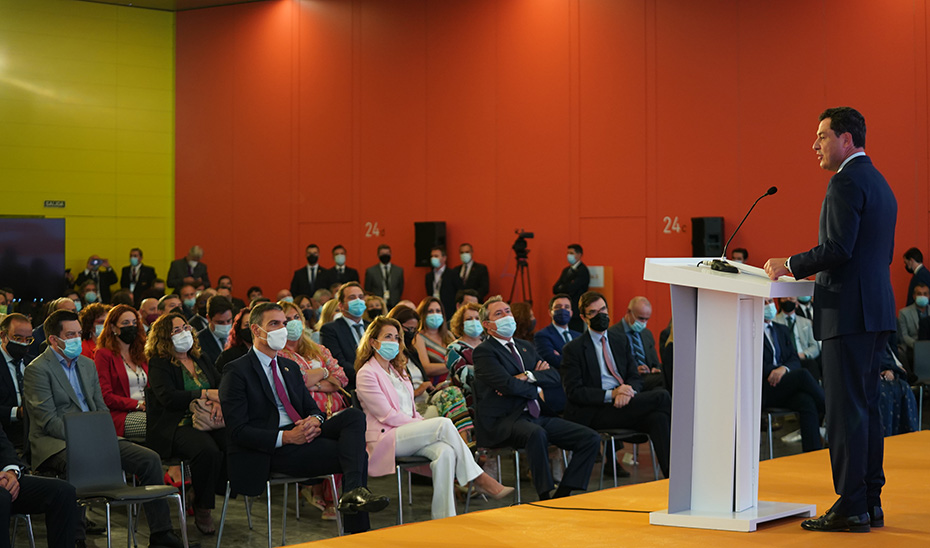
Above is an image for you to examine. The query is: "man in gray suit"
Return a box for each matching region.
[25,310,184,548]
[775,297,822,382]
[363,244,404,310]
[897,282,929,371]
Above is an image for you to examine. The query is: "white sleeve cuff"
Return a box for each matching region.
[275,431,284,449]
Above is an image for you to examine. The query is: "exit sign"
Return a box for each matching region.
[43,200,65,208]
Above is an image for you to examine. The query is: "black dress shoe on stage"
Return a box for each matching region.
[869,506,884,528]
[801,509,870,532]
[337,487,390,515]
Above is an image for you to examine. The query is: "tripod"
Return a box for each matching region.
[509,257,533,304]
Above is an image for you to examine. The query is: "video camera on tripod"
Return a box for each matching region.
[510,229,534,303]
[512,230,534,260]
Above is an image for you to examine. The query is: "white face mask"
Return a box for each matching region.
[172,331,194,353]
[213,323,232,338]
[263,326,288,351]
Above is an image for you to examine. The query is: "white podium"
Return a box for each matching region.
[644,258,817,532]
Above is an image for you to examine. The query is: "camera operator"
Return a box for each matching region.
[552,244,589,332]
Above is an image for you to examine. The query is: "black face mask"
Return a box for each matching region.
[302,308,315,324]
[307,254,319,266]
[589,312,610,332]
[368,308,383,318]
[238,327,253,345]
[780,301,796,314]
[117,326,137,345]
[5,340,29,363]
[403,331,416,350]
[379,254,391,265]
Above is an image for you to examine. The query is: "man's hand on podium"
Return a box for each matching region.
[763,257,791,280]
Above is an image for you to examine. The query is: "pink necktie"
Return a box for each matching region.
[270,357,301,423]
[507,342,540,418]
[602,336,624,385]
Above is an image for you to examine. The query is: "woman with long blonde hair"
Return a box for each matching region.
[277,300,348,520]
[354,316,512,519]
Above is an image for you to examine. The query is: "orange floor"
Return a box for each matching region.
[301,431,930,547]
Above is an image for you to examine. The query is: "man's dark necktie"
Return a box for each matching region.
[562,331,571,344]
[353,323,364,340]
[506,342,539,418]
[786,316,798,354]
[629,331,646,365]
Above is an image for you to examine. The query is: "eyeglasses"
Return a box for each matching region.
[169,325,193,335]
[8,335,34,345]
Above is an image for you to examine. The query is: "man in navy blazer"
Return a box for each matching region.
[219,302,387,534]
[902,247,930,306]
[534,294,581,370]
[425,246,464,320]
[766,107,897,533]
[319,282,369,389]
[559,291,670,478]
[760,299,824,453]
[472,296,599,501]
[119,248,157,300]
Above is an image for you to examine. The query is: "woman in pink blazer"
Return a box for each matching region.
[355,316,512,519]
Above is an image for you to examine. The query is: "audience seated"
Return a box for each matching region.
[219,302,389,534]
[77,280,98,308]
[189,288,216,332]
[139,297,160,333]
[294,293,314,322]
[176,283,199,322]
[795,294,815,322]
[145,313,226,535]
[608,296,665,391]
[109,288,134,307]
[320,282,369,389]
[472,296,599,500]
[94,305,148,442]
[215,307,252,374]
[0,313,32,452]
[511,302,536,342]
[167,245,210,290]
[897,282,929,376]
[446,303,484,401]
[454,289,480,311]
[74,255,117,304]
[903,247,930,306]
[276,289,293,303]
[774,297,823,382]
[276,300,349,520]
[311,298,340,344]
[760,298,825,452]
[355,316,512,519]
[425,246,463,321]
[246,286,264,303]
[157,293,183,317]
[77,302,109,359]
[389,306,473,443]
[878,343,919,436]
[364,244,404,309]
[291,244,327,300]
[25,310,185,548]
[454,243,490,302]
[363,295,387,322]
[414,297,454,383]
[120,247,157,299]
[560,291,671,478]
[552,244,589,332]
[28,297,76,359]
[730,247,749,263]
[322,244,360,289]
[198,295,234,367]
[534,294,581,371]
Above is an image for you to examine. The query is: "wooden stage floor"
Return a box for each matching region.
[301,430,930,547]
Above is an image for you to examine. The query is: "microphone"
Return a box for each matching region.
[708,186,778,274]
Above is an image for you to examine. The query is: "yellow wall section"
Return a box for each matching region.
[0,0,174,293]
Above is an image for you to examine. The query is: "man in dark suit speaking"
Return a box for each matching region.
[765,107,897,533]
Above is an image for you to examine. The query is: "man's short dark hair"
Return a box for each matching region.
[130,247,143,257]
[377,244,391,253]
[207,295,233,319]
[306,244,319,251]
[249,302,283,328]
[915,282,929,293]
[247,286,263,297]
[819,107,866,148]
[578,291,607,315]
[568,243,584,255]
[178,283,197,294]
[431,246,446,256]
[218,275,232,285]
[157,294,181,311]
[548,293,571,310]
[732,247,748,260]
[44,310,79,340]
[110,289,134,307]
[904,247,923,264]
[455,289,479,305]
[332,244,346,254]
[0,313,30,335]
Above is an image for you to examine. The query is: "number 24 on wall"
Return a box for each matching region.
[662,216,686,234]
[365,222,385,238]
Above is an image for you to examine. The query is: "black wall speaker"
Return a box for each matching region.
[691,216,724,257]
[414,222,446,267]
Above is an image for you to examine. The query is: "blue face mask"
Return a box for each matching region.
[463,319,484,338]
[552,308,571,326]
[376,340,400,361]
[130,257,140,267]
[73,300,82,313]
[334,254,347,266]
[797,296,811,303]
[183,298,196,309]
[460,252,472,264]
[84,291,98,303]
[285,319,304,341]
[94,324,104,337]
[763,302,777,321]
[916,296,929,308]
[567,253,577,266]
[347,298,367,318]
[430,257,441,269]
[631,320,647,333]
[425,313,444,330]
[494,316,517,339]
[61,337,83,359]
[282,296,294,303]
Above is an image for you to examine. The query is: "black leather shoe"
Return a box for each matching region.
[869,506,884,528]
[149,530,186,548]
[801,510,870,532]
[615,464,631,478]
[337,487,390,515]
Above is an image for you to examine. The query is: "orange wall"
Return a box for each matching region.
[176,0,930,333]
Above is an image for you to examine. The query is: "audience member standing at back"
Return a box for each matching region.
[552,244,589,332]
[75,255,117,305]
[167,245,210,290]
[455,243,490,302]
[364,244,404,310]
[291,244,326,299]
[322,245,359,290]
[902,247,930,306]
[120,247,157,301]
[425,246,463,321]
[320,282,369,389]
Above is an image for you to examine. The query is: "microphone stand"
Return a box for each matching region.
[707,187,778,274]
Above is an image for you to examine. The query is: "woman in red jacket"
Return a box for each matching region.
[94,304,148,440]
